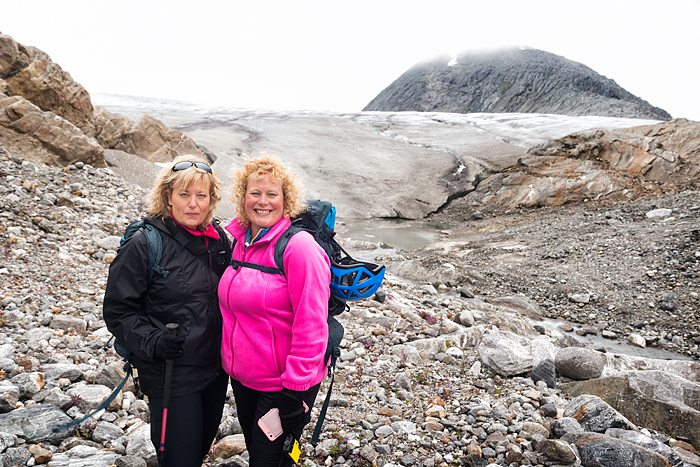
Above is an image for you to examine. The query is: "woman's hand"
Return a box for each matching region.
[154,333,185,360]
[277,388,306,434]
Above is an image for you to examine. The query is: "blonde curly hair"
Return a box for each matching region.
[230,153,305,226]
[147,155,222,231]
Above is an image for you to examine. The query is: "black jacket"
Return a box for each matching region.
[103,216,232,398]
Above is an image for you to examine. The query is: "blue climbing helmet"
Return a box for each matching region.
[330,255,386,301]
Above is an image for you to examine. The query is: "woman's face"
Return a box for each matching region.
[244,173,284,237]
[168,178,211,229]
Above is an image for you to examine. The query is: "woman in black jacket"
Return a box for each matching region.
[104,156,231,467]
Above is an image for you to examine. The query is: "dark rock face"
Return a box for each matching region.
[563,394,637,433]
[562,432,672,467]
[530,358,556,389]
[363,48,671,120]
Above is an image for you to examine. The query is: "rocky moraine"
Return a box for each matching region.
[1,153,700,467]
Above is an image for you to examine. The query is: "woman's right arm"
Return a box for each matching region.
[103,233,162,363]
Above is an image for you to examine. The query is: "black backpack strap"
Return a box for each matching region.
[230,260,284,275]
[310,315,344,447]
[174,229,208,256]
[52,362,135,434]
[229,226,302,276]
[271,226,304,277]
[310,349,339,447]
[139,223,168,283]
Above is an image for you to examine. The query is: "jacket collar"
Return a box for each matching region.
[226,217,291,245]
[171,214,220,240]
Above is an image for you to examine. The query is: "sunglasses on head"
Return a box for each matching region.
[171,161,212,174]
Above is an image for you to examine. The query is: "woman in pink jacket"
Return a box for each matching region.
[219,154,330,466]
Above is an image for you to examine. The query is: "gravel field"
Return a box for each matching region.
[2,154,700,467]
[416,189,700,360]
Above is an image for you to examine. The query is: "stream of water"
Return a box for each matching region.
[336,218,451,251]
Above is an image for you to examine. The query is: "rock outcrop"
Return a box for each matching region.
[1,44,95,134]
[105,113,203,163]
[364,47,671,120]
[0,32,205,168]
[458,118,700,213]
[0,94,104,167]
[561,370,700,446]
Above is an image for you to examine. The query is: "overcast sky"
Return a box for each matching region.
[2,0,699,120]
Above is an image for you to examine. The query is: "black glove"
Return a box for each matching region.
[277,388,307,434]
[154,333,185,360]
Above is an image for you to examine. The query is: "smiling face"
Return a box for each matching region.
[167,178,211,230]
[244,173,285,237]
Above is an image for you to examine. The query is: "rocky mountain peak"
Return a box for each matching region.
[363,48,671,120]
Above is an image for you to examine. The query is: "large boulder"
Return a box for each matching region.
[478,330,557,376]
[66,383,121,412]
[562,432,673,467]
[1,42,95,133]
[48,444,120,467]
[555,347,607,380]
[109,113,204,163]
[125,423,157,466]
[605,428,684,467]
[0,93,105,167]
[600,353,700,383]
[94,108,207,163]
[0,404,75,444]
[560,370,700,446]
[563,394,637,433]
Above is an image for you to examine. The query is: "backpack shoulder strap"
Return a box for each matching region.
[272,226,305,277]
[212,218,230,248]
[229,235,287,275]
[229,225,305,276]
[138,223,168,283]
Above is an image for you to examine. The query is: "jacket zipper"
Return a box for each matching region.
[226,276,238,379]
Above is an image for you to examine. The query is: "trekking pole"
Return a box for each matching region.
[158,323,179,467]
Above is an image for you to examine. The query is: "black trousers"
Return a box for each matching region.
[231,378,321,467]
[148,371,228,467]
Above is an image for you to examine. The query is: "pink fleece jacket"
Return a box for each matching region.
[218,217,330,392]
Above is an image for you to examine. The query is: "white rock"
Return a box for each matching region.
[646,208,672,218]
[628,333,647,348]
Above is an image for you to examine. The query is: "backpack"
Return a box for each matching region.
[230,200,350,446]
[122,220,170,283]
